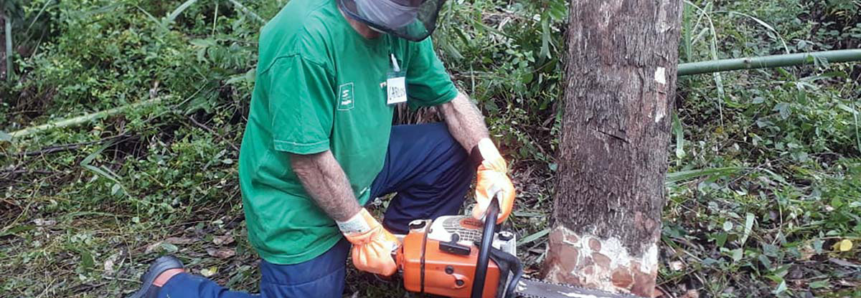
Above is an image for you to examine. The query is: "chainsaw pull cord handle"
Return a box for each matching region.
[471,193,500,298]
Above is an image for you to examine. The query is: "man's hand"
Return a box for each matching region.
[337,208,399,276]
[472,139,515,224]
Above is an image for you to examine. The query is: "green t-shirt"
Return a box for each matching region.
[238,0,458,265]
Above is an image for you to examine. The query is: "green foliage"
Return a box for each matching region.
[0,1,271,296]
[666,0,860,296]
[1,0,860,297]
[434,0,568,165]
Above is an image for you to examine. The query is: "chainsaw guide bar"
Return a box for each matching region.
[515,278,642,298]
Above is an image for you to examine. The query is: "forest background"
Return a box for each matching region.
[0,0,859,297]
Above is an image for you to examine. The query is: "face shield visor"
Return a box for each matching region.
[338,0,446,42]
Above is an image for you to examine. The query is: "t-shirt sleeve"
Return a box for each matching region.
[405,37,459,109]
[267,55,335,154]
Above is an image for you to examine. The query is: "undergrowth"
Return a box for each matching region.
[0,0,859,297]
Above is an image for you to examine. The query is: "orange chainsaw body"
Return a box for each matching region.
[396,217,504,298]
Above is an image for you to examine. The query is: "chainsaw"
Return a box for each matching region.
[393,197,641,298]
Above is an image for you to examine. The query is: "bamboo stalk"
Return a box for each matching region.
[9,97,164,139]
[4,11,13,83]
[227,0,264,24]
[678,49,861,76]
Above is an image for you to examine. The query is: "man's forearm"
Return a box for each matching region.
[291,151,361,222]
[440,92,490,151]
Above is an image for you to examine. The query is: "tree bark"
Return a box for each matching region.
[542,1,683,297]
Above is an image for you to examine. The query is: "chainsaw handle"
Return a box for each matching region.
[471,195,500,298]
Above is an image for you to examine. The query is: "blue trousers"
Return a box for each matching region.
[159,123,475,298]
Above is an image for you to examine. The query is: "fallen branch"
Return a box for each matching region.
[14,134,131,157]
[22,143,84,156]
[8,97,165,139]
[0,197,20,207]
[0,168,54,176]
[7,169,54,175]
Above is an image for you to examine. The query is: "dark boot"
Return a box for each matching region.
[128,255,184,298]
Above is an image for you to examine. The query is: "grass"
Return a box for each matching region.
[1,0,860,297]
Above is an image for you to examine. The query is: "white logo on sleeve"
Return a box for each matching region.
[338,83,355,111]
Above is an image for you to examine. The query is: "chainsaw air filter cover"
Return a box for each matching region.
[396,216,517,298]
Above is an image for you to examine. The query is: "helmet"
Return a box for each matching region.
[338,0,446,42]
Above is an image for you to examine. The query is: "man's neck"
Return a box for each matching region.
[339,7,382,39]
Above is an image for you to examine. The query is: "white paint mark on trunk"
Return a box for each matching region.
[654,67,667,123]
[655,108,666,123]
[655,67,667,85]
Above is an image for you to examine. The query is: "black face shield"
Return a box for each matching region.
[338,0,446,42]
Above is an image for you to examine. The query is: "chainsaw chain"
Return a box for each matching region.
[514,278,644,298]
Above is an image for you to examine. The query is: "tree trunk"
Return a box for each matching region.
[542,1,683,297]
